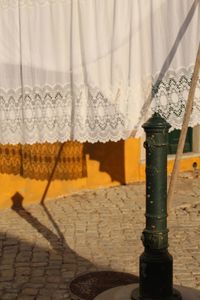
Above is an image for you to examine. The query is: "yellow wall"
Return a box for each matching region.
[0,138,199,210]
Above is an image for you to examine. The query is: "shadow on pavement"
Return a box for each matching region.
[6,192,138,300]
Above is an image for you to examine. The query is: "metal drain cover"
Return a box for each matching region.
[70,271,139,300]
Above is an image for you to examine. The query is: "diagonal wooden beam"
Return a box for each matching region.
[167,43,200,212]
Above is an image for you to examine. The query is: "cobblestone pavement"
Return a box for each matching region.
[0,175,199,299]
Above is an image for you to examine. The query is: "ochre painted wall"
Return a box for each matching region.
[0,138,199,209]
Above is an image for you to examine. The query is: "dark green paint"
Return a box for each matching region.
[132,113,182,300]
[168,128,193,154]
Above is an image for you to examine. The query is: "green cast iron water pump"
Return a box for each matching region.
[131,113,182,300]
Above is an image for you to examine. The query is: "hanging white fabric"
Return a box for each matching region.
[0,0,199,144]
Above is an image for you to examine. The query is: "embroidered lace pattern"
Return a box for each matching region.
[0,85,131,144]
[0,66,200,144]
[152,66,200,130]
[0,142,87,180]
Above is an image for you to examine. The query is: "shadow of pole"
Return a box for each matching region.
[10,191,139,300]
[11,192,65,253]
[37,142,74,246]
[40,142,65,204]
[7,140,68,254]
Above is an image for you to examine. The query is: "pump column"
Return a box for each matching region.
[132,113,182,300]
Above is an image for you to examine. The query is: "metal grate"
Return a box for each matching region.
[70,271,139,300]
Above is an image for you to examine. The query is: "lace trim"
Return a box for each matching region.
[152,66,200,130]
[0,66,200,144]
[0,84,132,144]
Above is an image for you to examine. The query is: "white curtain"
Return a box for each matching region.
[0,0,200,144]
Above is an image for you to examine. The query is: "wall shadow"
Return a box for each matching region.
[0,140,126,184]
[0,141,87,181]
[0,139,126,203]
[84,140,126,184]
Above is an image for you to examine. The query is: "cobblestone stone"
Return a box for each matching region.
[0,176,199,299]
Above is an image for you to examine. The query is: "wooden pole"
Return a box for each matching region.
[167,43,200,212]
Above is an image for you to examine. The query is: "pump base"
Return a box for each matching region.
[131,287,182,300]
[94,284,199,300]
